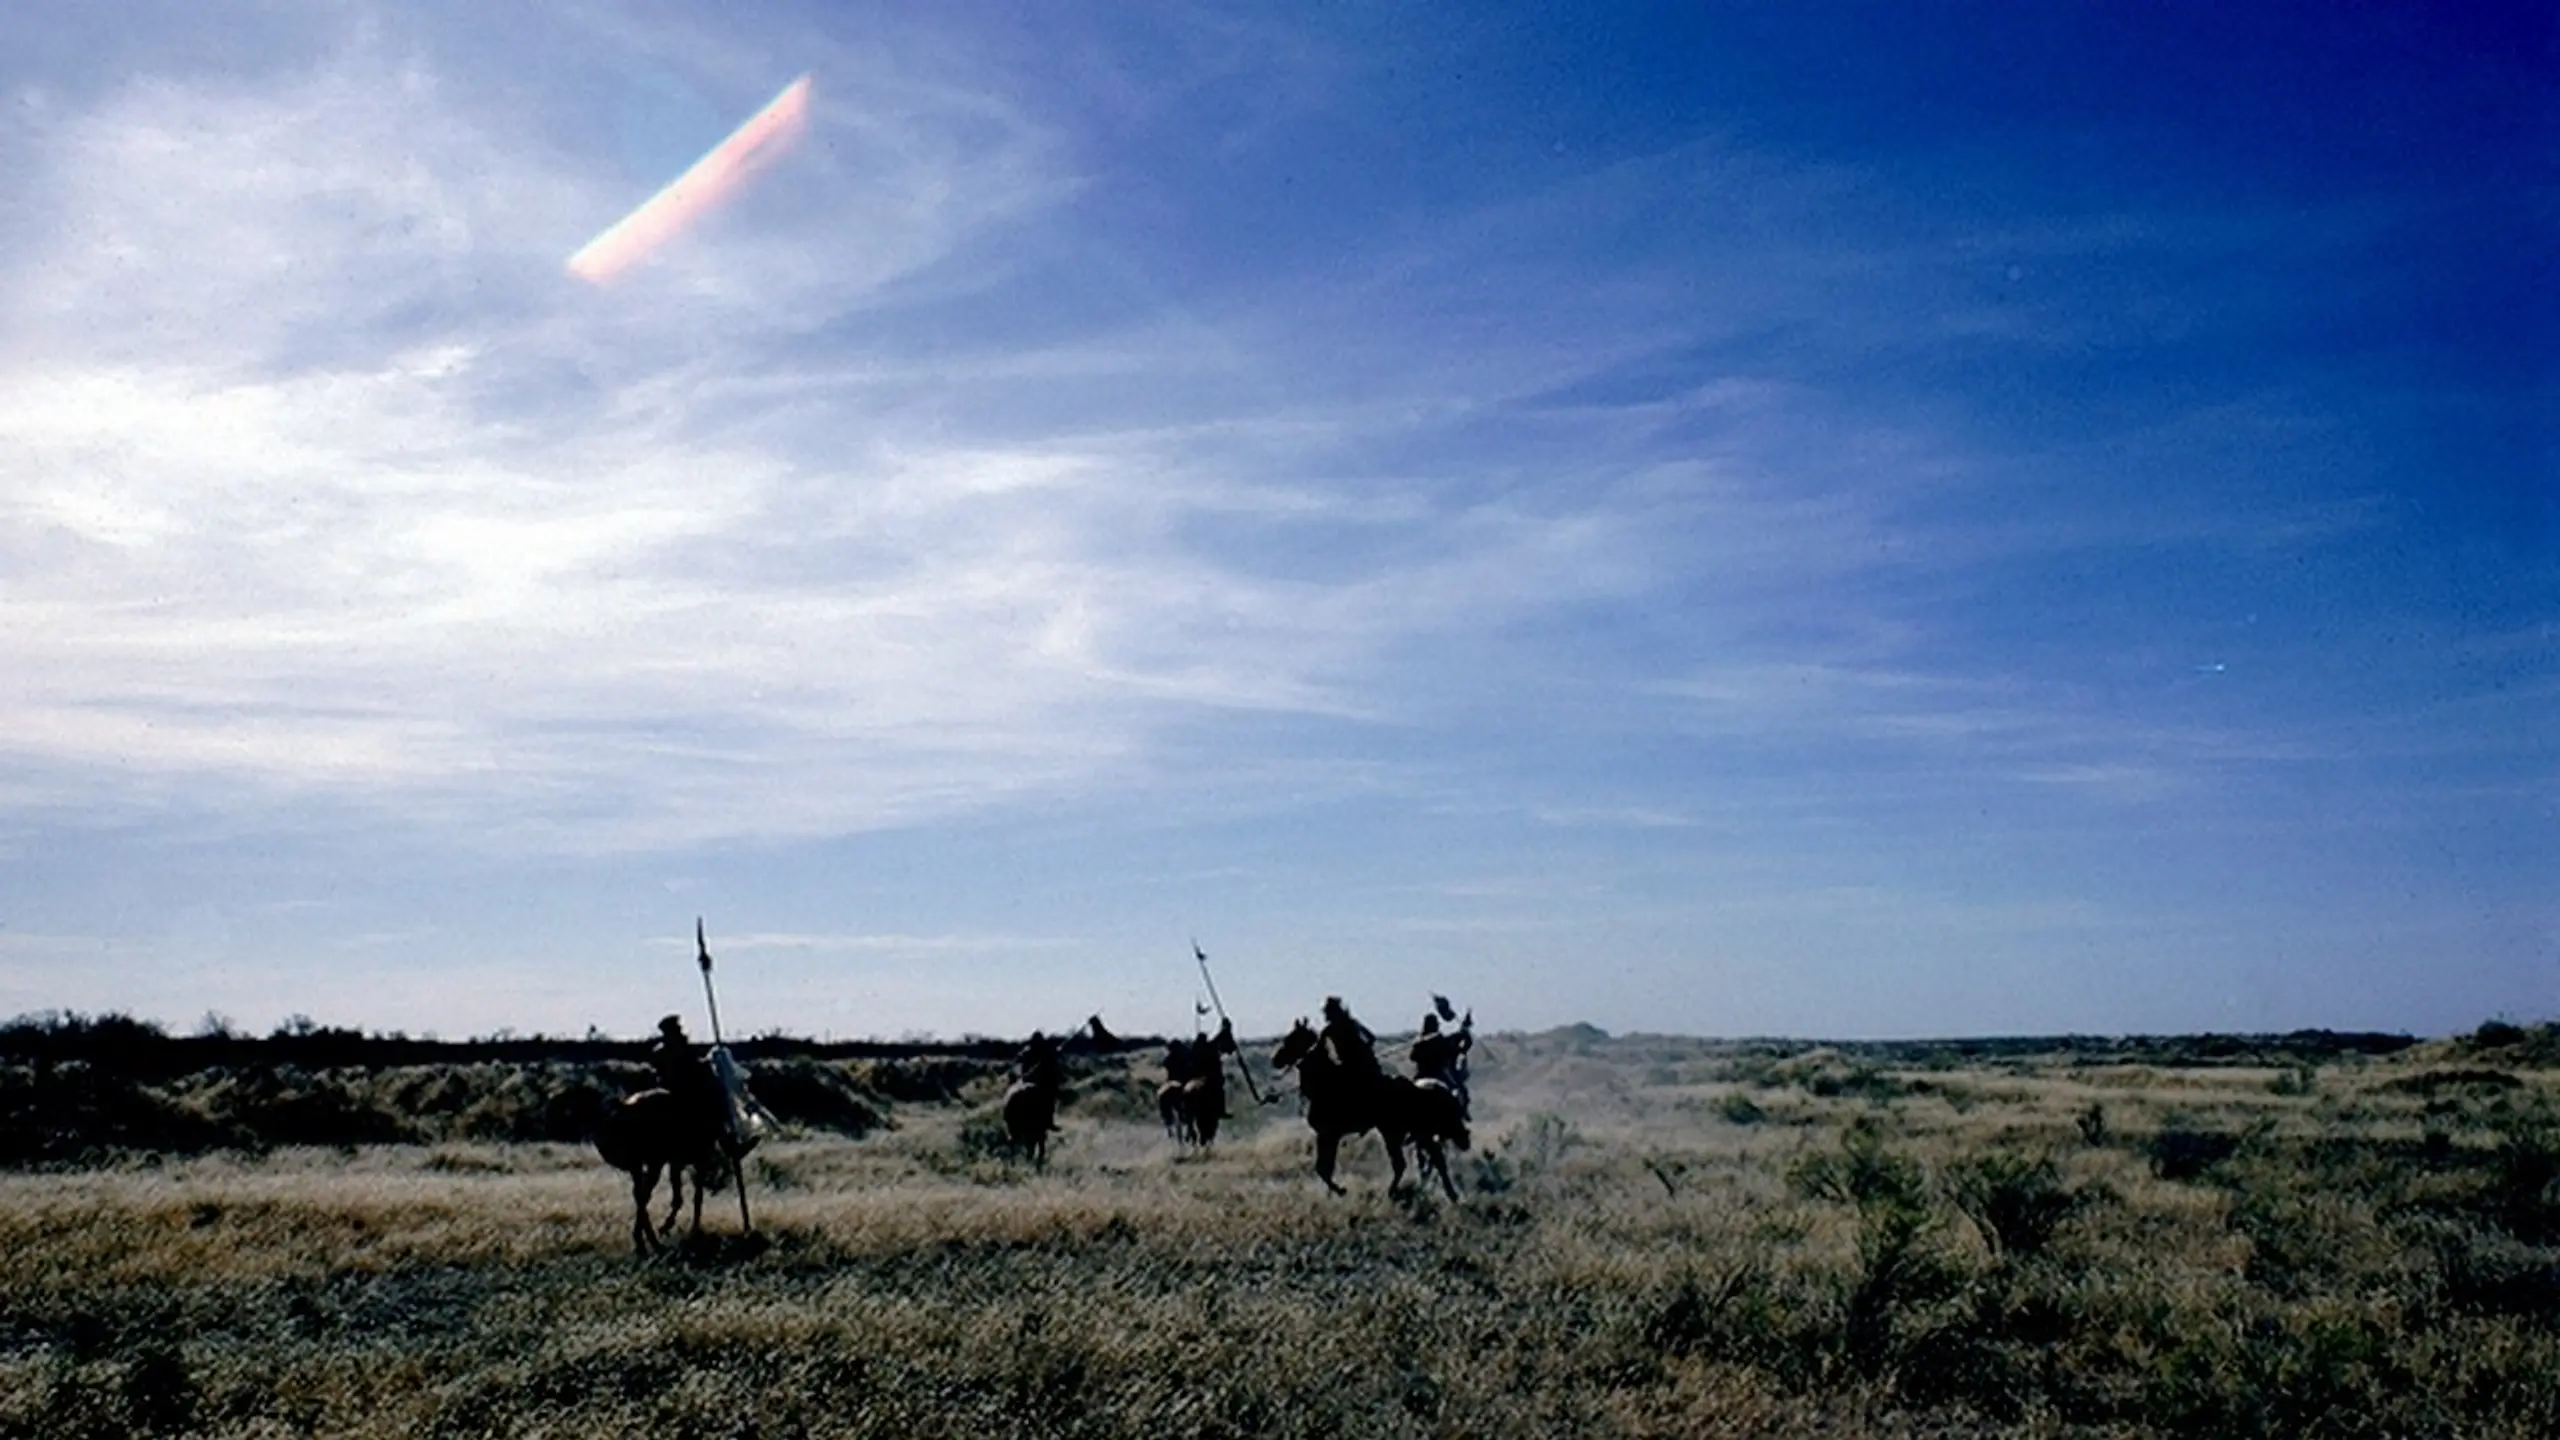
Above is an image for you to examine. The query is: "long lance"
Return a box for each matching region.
[696,917,725,1046]
[1193,938,1273,1105]
[695,918,761,1233]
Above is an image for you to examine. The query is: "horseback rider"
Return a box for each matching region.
[1199,1017,1236,1117]
[1409,1011,1473,1114]
[646,1014,724,1133]
[1319,996,1381,1080]
[1016,1029,1065,1090]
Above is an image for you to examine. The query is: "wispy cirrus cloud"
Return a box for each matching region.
[0,28,1664,853]
[663,929,1074,957]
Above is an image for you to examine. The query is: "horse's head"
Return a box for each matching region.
[1270,1017,1320,1072]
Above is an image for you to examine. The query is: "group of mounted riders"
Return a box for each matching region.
[1161,995,1473,1112]
[1266,995,1476,1200]
[1313,994,1476,1114]
[602,991,1479,1252]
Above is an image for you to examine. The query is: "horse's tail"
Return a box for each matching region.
[594,1101,633,1172]
[1189,1078,1222,1147]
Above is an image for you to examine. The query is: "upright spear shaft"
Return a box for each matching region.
[696,917,724,1046]
[1193,938,1271,1105]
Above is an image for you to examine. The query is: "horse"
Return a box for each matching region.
[1160,1058,1231,1149]
[1002,1078,1060,1166]
[1001,1031,1068,1167]
[1160,1021,1239,1149]
[1270,1017,1469,1201]
[594,1088,750,1254]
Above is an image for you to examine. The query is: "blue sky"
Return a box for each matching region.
[0,1,2549,1041]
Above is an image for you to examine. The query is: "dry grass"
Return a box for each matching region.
[1,1030,2554,1437]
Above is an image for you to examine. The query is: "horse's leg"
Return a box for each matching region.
[1315,1130,1346,1195]
[630,1165,661,1254]
[1384,1133,1410,1196]
[688,1161,708,1238]
[731,1144,755,1234]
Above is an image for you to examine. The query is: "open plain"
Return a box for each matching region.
[2,1021,2555,1438]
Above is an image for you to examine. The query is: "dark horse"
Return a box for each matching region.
[1003,1080,1060,1166]
[1270,1017,1469,1200]
[1159,1020,1238,1149]
[594,1088,752,1254]
[1003,1032,1067,1167]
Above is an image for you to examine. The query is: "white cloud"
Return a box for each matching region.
[0,30,1664,854]
[669,929,1074,957]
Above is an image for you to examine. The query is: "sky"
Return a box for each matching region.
[0,1,2550,1043]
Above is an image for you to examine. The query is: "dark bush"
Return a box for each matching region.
[2378,1067,2523,1096]
[2150,1125,2243,1181]
[0,1062,238,1165]
[2460,1020,2560,1067]
[240,1078,419,1147]
[853,1057,997,1104]
[2490,1122,2560,1243]
[740,1059,887,1137]
[2472,1019,2529,1049]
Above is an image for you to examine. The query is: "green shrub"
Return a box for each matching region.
[1949,1151,2089,1260]
[2077,1100,2108,1146]
[1501,1112,1580,1177]
[953,1107,1016,1165]
[1789,1117,1928,1215]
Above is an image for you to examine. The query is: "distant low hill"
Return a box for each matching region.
[1513,1021,2432,1068]
[4,1008,2547,1169]
[0,1010,1162,1168]
[0,1010,1159,1076]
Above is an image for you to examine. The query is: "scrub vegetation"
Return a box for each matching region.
[2,1015,2554,1437]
